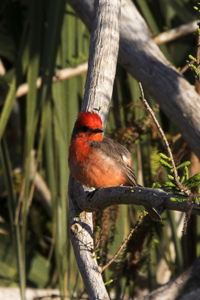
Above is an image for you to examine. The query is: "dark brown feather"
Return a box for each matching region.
[89,136,138,186]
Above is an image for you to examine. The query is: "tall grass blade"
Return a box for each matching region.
[0,136,26,300]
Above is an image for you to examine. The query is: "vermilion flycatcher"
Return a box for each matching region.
[68,111,160,221]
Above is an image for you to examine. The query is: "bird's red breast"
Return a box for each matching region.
[69,137,130,188]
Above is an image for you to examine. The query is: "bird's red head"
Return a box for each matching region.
[72,111,103,139]
[75,111,103,130]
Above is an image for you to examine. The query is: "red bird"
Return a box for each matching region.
[68,111,160,221]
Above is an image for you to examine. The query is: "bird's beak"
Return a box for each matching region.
[93,129,103,133]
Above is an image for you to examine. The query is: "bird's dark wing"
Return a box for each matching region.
[90,136,132,165]
[89,136,138,186]
[123,164,138,186]
[90,137,162,221]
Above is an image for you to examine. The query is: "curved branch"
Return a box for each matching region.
[69,176,200,216]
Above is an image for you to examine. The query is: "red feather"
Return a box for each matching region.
[75,111,102,130]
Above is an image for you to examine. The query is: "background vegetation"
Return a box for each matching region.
[0,0,199,299]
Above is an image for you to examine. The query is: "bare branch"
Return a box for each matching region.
[15,62,88,98]
[153,20,198,45]
[69,177,200,216]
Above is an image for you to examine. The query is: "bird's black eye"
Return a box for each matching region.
[82,125,89,132]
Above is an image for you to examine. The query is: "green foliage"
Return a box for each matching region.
[176,161,191,169]
[184,173,200,188]
[104,279,113,286]
[154,153,200,200]
[0,0,89,298]
[159,159,172,169]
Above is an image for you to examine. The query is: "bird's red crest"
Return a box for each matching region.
[75,111,102,130]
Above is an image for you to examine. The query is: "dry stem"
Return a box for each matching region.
[138,82,190,196]
[100,211,146,273]
[16,62,88,98]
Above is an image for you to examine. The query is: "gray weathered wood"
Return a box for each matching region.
[82,0,121,128]
[69,176,200,216]
[67,0,200,160]
[140,257,200,300]
[68,0,121,298]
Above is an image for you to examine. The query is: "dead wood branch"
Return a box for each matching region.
[68,0,121,299]
[140,257,200,300]
[153,20,198,45]
[69,177,200,216]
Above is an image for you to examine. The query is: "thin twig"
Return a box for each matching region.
[186,60,199,80]
[100,211,147,273]
[138,82,190,196]
[15,62,88,98]
[179,63,190,74]
[196,22,200,75]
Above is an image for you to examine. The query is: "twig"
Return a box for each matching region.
[186,60,199,80]
[153,20,198,45]
[100,211,147,273]
[15,62,88,98]
[186,22,200,81]
[196,22,200,75]
[179,63,190,74]
[138,82,190,196]
[172,133,182,144]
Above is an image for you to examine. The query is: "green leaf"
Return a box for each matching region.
[190,64,198,74]
[194,197,200,205]
[184,173,200,189]
[170,197,187,202]
[188,55,197,62]
[167,175,174,181]
[185,166,189,180]
[181,176,185,183]
[0,76,17,141]
[159,153,171,161]
[165,182,176,187]
[159,159,172,169]
[94,256,100,259]
[104,279,113,286]
[177,161,191,169]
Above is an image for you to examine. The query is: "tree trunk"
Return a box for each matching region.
[68,0,121,298]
